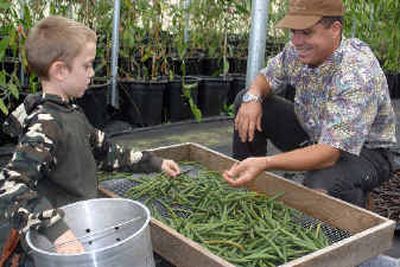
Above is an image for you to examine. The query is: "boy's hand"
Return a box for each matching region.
[161,159,180,177]
[54,229,85,254]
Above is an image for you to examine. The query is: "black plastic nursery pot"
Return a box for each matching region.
[197,76,232,117]
[0,113,17,146]
[119,79,166,127]
[226,73,246,105]
[0,58,20,77]
[182,58,203,76]
[201,58,221,76]
[0,91,28,146]
[165,77,199,122]
[386,72,400,99]
[76,78,110,129]
[166,58,203,77]
[0,126,16,146]
[228,57,247,74]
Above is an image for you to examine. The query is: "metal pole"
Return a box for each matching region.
[110,0,121,109]
[351,15,356,38]
[184,0,191,44]
[19,0,25,88]
[246,0,269,87]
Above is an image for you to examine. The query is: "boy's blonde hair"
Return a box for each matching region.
[25,16,97,80]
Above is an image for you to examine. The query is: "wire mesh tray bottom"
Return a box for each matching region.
[100,177,352,244]
[101,178,139,196]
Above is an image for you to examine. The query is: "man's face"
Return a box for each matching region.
[290,21,341,66]
[64,42,96,99]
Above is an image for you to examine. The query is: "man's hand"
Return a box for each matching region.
[54,230,85,254]
[161,159,180,177]
[223,157,269,187]
[235,101,262,143]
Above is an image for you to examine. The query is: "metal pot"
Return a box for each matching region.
[26,198,155,267]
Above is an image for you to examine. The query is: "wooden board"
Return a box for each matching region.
[99,142,396,267]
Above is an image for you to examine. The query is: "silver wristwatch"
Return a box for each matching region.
[242,92,262,103]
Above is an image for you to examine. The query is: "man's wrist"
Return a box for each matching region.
[264,156,272,169]
[248,86,263,96]
[242,91,262,103]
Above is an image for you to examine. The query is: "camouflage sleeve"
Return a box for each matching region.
[90,129,163,172]
[3,93,43,138]
[0,110,68,239]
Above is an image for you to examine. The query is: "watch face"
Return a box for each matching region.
[243,93,251,102]
[242,92,258,102]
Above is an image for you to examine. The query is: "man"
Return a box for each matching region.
[223,0,396,207]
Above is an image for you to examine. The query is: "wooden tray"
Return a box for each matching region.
[99,142,395,267]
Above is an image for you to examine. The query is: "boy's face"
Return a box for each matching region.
[63,42,96,99]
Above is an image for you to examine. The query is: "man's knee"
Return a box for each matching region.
[303,168,367,207]
[303,169,338,190]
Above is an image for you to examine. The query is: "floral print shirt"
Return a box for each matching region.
[261,38,397,155]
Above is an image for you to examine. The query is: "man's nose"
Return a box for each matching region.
[291,32,304,46]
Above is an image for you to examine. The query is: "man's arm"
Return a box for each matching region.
[235,74,272,142]
[247,73,272,98]
[265,144,340,171]
[224,144,340,187]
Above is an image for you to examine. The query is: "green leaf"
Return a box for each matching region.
[223,59,230,75]
[0,98,8,115]
[0,70,5,85]
[0,0,11,10]
[188,98,202,122]
[8,82,19,99]
[0,36,10,61]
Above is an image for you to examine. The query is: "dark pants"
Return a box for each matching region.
[233,90,393,207]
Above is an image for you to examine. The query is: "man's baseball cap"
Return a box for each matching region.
[276,0,344,30]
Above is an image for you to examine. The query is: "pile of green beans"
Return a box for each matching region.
[105,163,329,267]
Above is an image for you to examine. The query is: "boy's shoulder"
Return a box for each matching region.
[3,93,66,138]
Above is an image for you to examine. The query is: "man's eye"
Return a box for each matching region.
[290,29,311,36]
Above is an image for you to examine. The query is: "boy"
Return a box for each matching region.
[0,15,180,258]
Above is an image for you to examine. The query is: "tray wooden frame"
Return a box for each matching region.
[99,143,395,267]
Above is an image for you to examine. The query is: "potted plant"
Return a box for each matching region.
[118,0,168,127]
[73,0,114,128]
[343,0,400,97]
[162,1,201,122]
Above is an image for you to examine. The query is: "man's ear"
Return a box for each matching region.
[331,21,342,38]
[48,61,68,81]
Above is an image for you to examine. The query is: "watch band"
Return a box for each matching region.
[242,91,262,103]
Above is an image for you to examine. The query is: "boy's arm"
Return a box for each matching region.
[90,129,164,172]
[0,112,68,241]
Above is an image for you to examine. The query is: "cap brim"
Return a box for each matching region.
[275,15,321,30]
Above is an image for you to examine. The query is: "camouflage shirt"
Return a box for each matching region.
[261,38,397,155]
[0,93,162,239]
